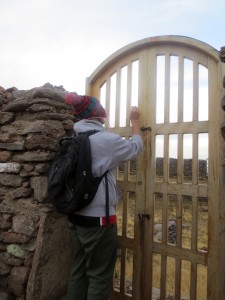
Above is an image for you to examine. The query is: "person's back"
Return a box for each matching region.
[64,93,143,300]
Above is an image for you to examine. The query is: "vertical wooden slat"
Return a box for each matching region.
[192,133,198,185]
[175,259,181,300]
[191,196,198,251]
[126,63,132,127]
[105,77,111,128]
[190,263,197,300]
[176,195,182,247]
[160,255,167,299]
[120,247,126,295]
[123,161,128,182]
[162,193,168,244]
[140,48,156,300]
[115,68,121,127]
[122,192,128,238]
[207,56,225,300]
[177,133,183,184]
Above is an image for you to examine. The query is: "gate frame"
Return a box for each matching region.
[86,35,225,300]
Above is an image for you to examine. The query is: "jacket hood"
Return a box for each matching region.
[73,119,105,134]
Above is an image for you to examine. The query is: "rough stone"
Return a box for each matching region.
[0,133,24,143]
[7,244,26,259]
[221,95,225,111]
[30,176,48,203]
[23,164,34,172]
[42,83,54,88]
[6,87,18,93]
[11,90,28,99]
[10,266,30,284]
[14,198,35,206]
[0,112,15,125]
[221,120,225,139]
[13,151,55,162]
[25,134,58,151]
[27,103,56,113]
[1,120,65,137]
[0,242,7,251]
[0,260,11,276]
[23,238,36,251]
[22,181,30,187]
[0,252,23,266]
[32,87,67,102]
[1,99,34,113]
[0,277,8,290]
[0,187,8,201]
[0,142,25,151]
[26,214,73,300]
[6,187,32,201]
[0,204,15,214]
[154,223,162,242]
[12,214,39,236]
[62,119,75,133]
[2,98,69,113]
[0,162,22,173]
[0,151,12,162]
[34,163,50,174]
[168,220,177,244]
[0,214,13,229]
[0,174,23,187]
[24,252,34,268]
[0,232,31,244]
[15,111,74,122]
[0,86,6,93]
[8,266,30,296]
[19,169,38,177]
[220,46,225,63]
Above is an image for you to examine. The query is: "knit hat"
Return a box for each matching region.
[65,93,107,120]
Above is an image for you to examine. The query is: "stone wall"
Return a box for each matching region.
[156,157,208,180]
[0,84,74,300]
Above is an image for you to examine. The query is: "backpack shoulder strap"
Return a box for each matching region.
[77,130,99,137]
[78,130,110,224]
[104,172,109,225]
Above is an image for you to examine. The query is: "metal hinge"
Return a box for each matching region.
[138,213,150,220]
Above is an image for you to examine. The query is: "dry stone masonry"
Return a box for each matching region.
[0,83,74,300]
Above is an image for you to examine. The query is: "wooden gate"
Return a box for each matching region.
[86,36,225,300]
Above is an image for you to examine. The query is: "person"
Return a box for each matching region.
[64,93,143,300]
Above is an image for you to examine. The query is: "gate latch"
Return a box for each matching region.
[141,126,151,132]
[138,213,150,220]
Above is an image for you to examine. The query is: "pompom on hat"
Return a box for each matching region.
[65,93,107,120]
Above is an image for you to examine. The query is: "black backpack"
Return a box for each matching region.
[47,131,107,214]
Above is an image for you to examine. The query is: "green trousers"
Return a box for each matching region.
[67,223,117,300]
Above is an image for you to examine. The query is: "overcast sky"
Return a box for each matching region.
[0,0,224,94]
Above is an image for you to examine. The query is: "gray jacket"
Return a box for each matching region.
[73,119,143,217]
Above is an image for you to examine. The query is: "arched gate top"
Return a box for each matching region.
[87,35,219,85]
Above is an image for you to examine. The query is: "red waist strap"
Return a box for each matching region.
[68,214,117,227]
[100,215,117,226]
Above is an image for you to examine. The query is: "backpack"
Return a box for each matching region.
[47,131,106,214]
